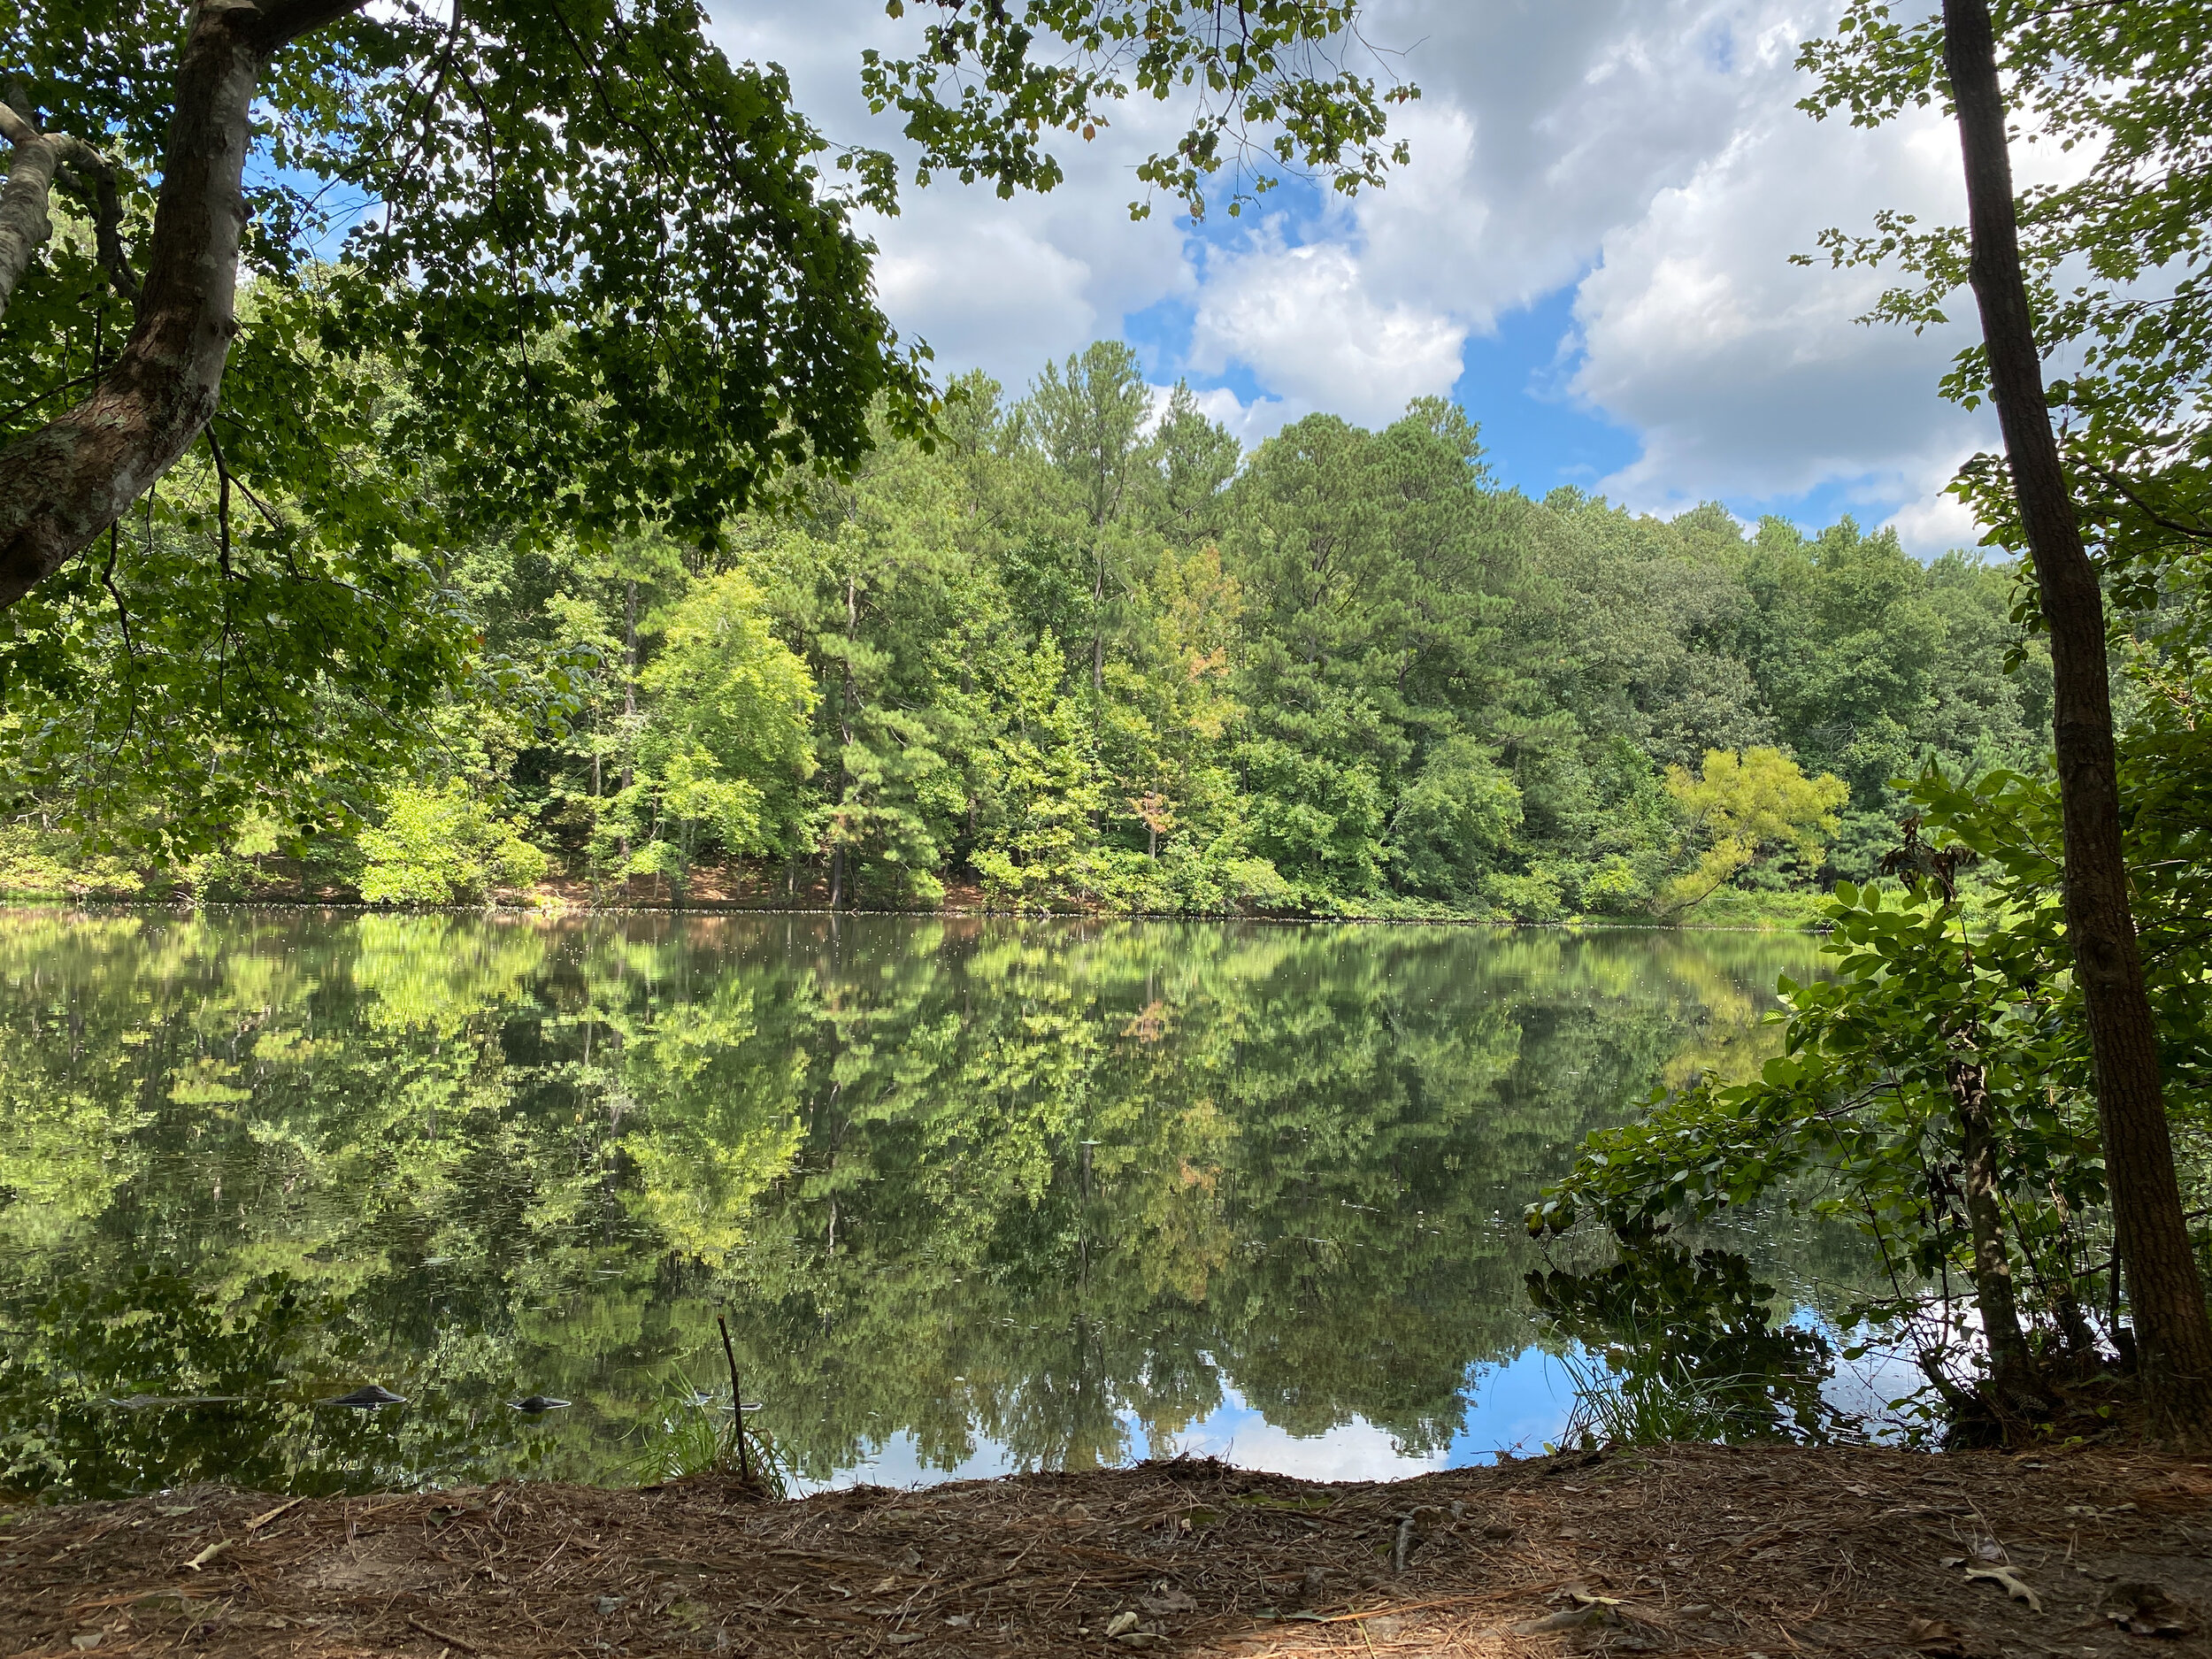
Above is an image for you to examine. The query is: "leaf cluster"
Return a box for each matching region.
[864,0,1417,219]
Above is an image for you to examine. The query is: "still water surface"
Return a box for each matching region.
[0,910,1837,1498]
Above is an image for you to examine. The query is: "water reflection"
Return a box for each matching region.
[0,910,1839,1498]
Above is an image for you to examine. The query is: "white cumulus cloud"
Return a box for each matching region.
[1188,230,1469,427]
[700,0,2055,552]
[1571,100,1992,523]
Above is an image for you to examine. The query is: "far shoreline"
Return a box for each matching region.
[0,895,1834,932]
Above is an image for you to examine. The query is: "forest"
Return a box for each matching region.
[5,0,2212,1469]
[2,345,2051,923]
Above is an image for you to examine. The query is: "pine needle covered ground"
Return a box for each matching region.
[4,1445,2209,1657]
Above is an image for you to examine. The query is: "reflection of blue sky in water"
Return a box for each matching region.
[795,1349,1580,1494]
[796,1323,1932,1495]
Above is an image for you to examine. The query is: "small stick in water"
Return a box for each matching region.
[717,1313,752,1486]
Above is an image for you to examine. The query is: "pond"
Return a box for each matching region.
[0,910,1863,1501]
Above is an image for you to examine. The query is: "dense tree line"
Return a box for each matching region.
[360,349,2049,918]
[1,345,2049,921]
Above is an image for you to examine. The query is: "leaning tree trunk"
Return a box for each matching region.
[1943,0,2212,1437]
[0,0,367,610]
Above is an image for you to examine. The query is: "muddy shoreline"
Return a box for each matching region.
[5,1444,2208,1657]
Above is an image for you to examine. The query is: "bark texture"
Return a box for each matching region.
[1948,1057,2049,1412]
[0,98,65,322]
[1943,0,2212,1436]
[0,0,365,610]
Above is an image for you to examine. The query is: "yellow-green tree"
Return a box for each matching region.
[1657,748,1847,917]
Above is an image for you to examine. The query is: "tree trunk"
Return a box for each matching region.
[0,1,368,609]
[1943,0,2212,1437]
[829,572,858,911]
[1092,540,1106,692]
[1948,1057,2048,1413]
[619,579,637,791]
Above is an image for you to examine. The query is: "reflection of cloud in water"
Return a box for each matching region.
[795,1351,1583,1492]
[1153,1402,1448,1482]
[1448,1348,1579,1463]
[790,1432,1019,1496]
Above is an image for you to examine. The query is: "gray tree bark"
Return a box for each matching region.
[0,0,367,610]
[0,101,67,321]
[0,94,134,322]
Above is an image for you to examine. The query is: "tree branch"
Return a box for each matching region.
[0,4,330,607]
[52,138,140,309]
[249,0,374,51]
[0,96,64,323]
[2081,463,2212,545]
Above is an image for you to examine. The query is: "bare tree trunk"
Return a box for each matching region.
[830,572,857,911]
[619,579,637,790]
[1944,0,2212,1437]
[1092,541,1106,692]
[1949,1058,2048,1413]
[0,0,368,608]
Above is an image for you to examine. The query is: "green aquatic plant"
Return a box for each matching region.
[629,1365,787,1498]
[1555,1350,1794,1449]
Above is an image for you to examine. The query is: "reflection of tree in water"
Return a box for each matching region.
[720,921,1834,1477]
[1527,1231,1862,1448]
[0,1271,541,1499]
[0,910,1837,1494]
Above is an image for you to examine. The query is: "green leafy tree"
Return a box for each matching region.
[1385,734,1522,903]
[1224,403,1523,905]
[357,782,549,905]
[618,568,818,895]
[1025,342,1158,691]
[0,1,1409,859]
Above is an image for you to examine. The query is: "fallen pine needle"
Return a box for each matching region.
[409,1614,486,1654]
[1263,1594,1516,1626]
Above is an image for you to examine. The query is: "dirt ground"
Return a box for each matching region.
[3,1444,2208,1659]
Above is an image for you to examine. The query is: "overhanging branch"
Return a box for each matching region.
[0,96,64,322]
[0,90,138,318]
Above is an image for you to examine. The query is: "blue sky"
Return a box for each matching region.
[706,0,1992,555]
[1122,246,1650,503]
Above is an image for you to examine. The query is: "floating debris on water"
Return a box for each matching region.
[323,1384,406,1408]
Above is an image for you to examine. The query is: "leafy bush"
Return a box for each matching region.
[357,783,549,905]
[0,826,149,899]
